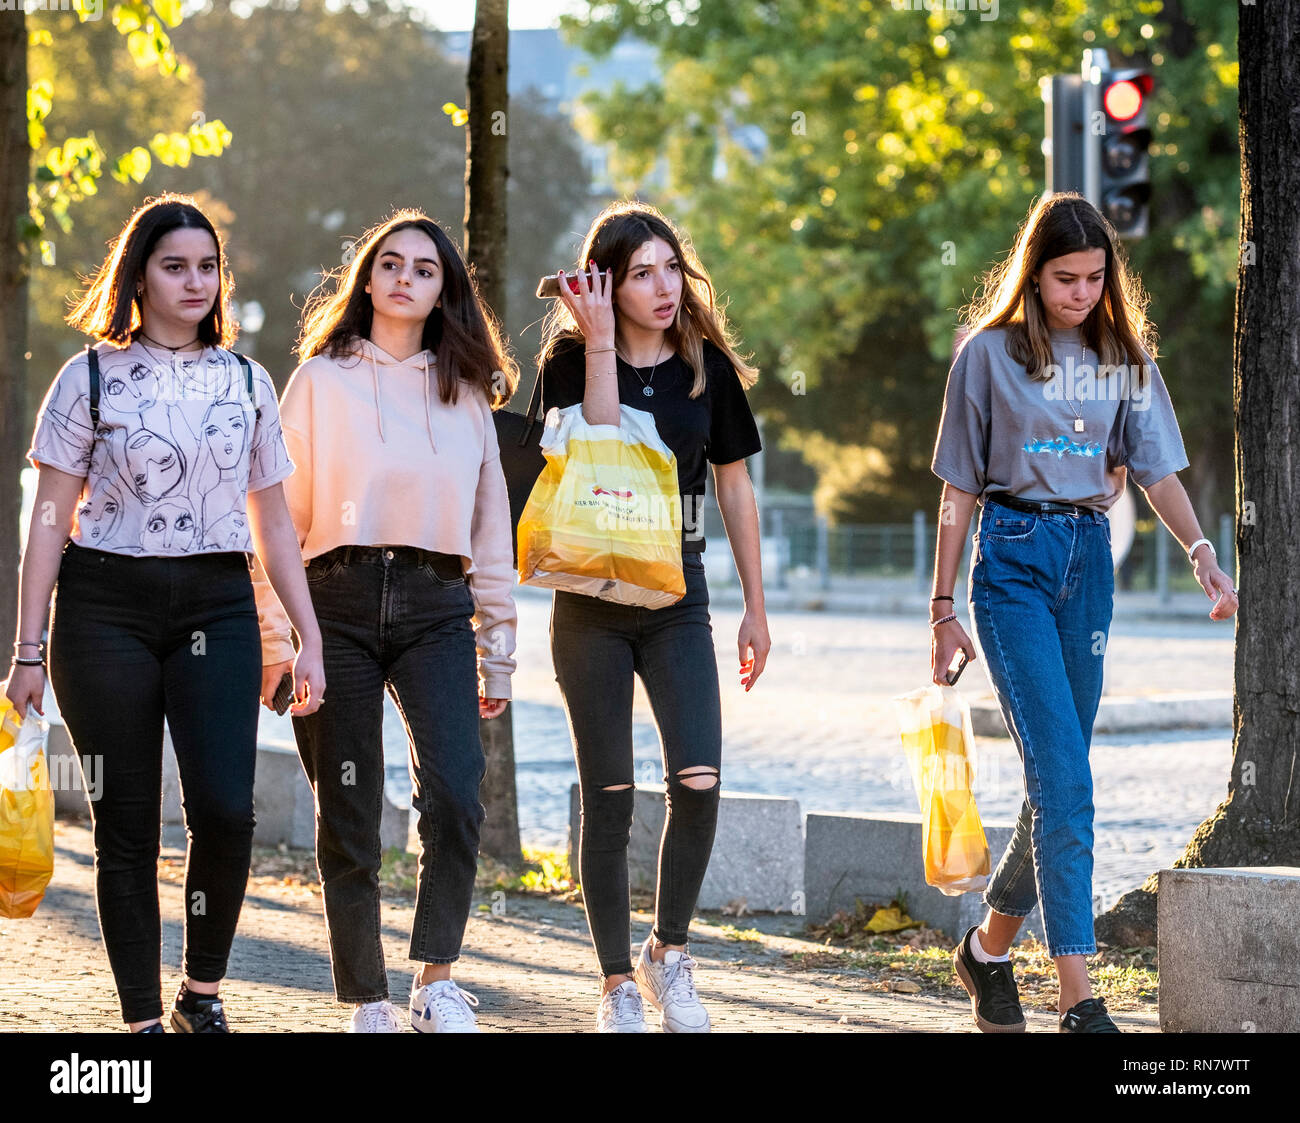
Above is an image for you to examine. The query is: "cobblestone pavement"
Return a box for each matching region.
[0,822,1160,1034]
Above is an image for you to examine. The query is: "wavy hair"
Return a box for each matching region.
[66,193,236,347]
[538,200,757,397]
[960,193,1156,382]
[297,209,517,407]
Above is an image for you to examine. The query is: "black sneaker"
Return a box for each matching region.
[170,991,231,1034]
[134,1022,165,1034]
[952,926,1026,1033]
[1060,996,1121,1033]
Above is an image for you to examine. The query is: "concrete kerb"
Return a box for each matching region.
[1158,866,1300,1033]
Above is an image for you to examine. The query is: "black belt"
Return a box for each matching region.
[323,545,463,581]
[985,492,1088,518]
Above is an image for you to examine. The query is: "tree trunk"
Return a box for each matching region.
[466,0,521,868]
[0,12,29,649]
[1096,0,1300,947]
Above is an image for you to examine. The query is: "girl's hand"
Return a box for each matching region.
[555,261,615,347]
[1195,559,1239,621]
[289,642,326,717]
[738,608,770,692]
[931,620,977,686]
[3,665,48,718]
[480,697,508,720]
[260,659,293,712]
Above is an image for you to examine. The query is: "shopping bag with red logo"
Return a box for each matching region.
[0,697,55,919]
[517,403,685,607]
[892,684,991,896]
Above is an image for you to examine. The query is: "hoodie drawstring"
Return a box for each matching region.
[364,343,437,452]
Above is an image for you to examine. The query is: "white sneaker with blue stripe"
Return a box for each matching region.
[409,977,480,1033]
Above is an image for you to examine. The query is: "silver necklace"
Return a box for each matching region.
[1064,342,1091,433]
[616,336,666,398]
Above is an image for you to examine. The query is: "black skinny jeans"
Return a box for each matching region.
[290,546,485,1003]
[550,553,722,978]
[49,543,261,1024]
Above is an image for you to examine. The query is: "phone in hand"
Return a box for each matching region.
[272,672,295,716]
[536,269,610,299]
[945,650,970,686]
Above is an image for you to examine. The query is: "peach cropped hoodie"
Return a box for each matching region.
[252,338,516,698]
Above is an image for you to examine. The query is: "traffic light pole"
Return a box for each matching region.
[1081,47,1109,208]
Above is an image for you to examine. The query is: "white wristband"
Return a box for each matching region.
[1187,537,1215,563]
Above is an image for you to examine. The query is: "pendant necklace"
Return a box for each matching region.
[1064,342,1091,433]
[616,336,666,397]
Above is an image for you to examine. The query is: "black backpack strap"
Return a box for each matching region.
[516,368,543,447]
[85,343,100,427]
[231,351,261,420]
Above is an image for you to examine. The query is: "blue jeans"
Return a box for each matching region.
[290,545,484,1002]
[969,498,1113,958]
[550,553,722,977]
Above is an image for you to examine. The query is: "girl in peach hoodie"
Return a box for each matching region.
[254,211,518,1033]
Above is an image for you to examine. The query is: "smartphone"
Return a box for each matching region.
[272,671,295,716]
[535,270,608,299]
[945,650,970,686]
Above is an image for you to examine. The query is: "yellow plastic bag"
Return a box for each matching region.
[517,403,685,608]
[0,697,55,919]
[892,685,990,896]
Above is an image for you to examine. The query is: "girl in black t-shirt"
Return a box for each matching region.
[537,201,769,1033]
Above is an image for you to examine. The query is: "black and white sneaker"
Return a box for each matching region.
[952,926,1026,1033]
[1060,997,1121,1033]
[170,990,231,1034]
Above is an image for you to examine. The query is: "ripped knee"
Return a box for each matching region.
[674,766,719,792]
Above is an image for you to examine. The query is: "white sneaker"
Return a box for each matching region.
[349,1000,403,1033]
[409,977,481,1033]
[633,936,711,1033]
[596,980,649,1033]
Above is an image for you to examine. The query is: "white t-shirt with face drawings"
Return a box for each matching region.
[28,340,294,557]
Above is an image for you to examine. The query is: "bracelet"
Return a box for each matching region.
[930,613,958,629]
[929,595,954,603]
[14,641,45,653]
[11,657,46,668]
[585,347,616,355]
[1187,537,1215,563]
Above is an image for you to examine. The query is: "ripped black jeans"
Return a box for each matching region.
[550,554,722,977]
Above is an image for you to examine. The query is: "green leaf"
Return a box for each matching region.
[111,146,152,184]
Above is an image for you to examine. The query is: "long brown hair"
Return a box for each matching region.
[66,193,237,347]
[297,210,518,408]
[960,193,1155,382]
[538,200,757,397]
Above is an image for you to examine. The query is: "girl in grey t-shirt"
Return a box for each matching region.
[927,194,1237,1034]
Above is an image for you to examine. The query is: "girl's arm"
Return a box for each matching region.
[713,458,770,691]
[246,482,326,714]
[930,482,980,685]
[1140,473,1238,620]
[3,465,86,715]
[553,263,619,425]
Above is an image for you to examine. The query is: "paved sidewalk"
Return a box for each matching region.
[0,820,1159,1034]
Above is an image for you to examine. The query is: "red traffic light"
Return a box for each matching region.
[1104,79,1144,121]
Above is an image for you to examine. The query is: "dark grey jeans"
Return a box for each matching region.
[550,554,722,977]
[290,545,485,1003]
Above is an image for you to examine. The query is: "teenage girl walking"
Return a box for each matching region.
[928,194,1238,1033]
[254,211,517,1033]
[6,194,324,1032]
[538,201,769,1032]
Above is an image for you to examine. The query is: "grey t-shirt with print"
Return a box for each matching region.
[930,325,1189,512]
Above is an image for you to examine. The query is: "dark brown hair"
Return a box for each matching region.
[297,209,517,407]
[66,193,236,347]
[961,193,1156,381]
[538,200,757,398]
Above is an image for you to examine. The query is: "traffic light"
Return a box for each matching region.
[1043,49,1155,239]
[1093,66,1154,238]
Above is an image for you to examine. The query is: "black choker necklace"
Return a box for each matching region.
[139,331,201,352]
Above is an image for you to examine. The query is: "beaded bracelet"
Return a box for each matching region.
[11,656,46,668]
[930,613,958,629]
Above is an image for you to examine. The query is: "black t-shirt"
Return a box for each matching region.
[540,337,762,551]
